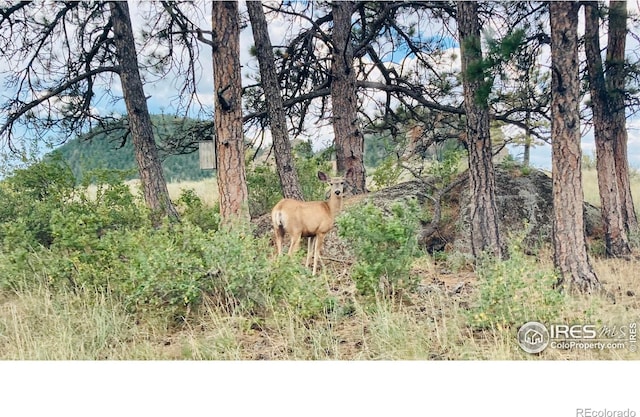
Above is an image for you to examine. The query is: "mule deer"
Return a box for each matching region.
[271,170,350,275]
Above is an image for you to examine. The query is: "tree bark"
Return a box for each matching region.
[246,1,304,201]
[584,2,631,257]
[330,0,367,194]
[212,1,249,221]
[607,0,638,234]
[550,1,599,292]
[109,1,179,224]
[457,1,503,259]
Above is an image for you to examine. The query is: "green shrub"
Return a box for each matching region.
[200,222,332,319]
[467,240,565,330]
[293,141,333,201]
[259,254,335,320]
[2,216,330,321]
[371,156,403,190]
[337,200,420,296]
[0,157,331,321]
[51,174,148,255]
[246,164,282,218]
[0,155,76,249]
[427,148,464,188]
[176,189,220,232]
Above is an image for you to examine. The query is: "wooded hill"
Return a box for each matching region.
[53,113,433,184]
[55,115,214,183]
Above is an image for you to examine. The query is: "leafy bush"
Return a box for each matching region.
[195,222,332,319]
[51,171,148,253]
[467,239,565,330]
[427,147,464,188]
[293,141,333,201]
[1,156,332,321]
[337,200,421,296]
[176,188,220,232]
[371,156,403,190]
[246,164,282,218]
[0,154,76,249]
[1,187,329,321]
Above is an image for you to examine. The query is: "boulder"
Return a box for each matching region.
[420,167,602,255]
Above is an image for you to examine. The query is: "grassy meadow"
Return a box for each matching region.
[0,165,638,360]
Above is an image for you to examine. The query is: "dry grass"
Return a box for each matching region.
[85,178,219,207]
[165,178,219,207]
[1,252,637,360]
[581,168,640,208]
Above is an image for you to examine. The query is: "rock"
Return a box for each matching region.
[437,167,602,255]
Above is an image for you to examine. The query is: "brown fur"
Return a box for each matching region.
[271,170,350,275]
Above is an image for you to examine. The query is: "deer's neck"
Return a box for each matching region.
[327,194,343,218]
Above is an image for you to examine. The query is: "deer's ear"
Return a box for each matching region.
[317,171,329,181]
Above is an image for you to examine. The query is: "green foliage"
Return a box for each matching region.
[176,189,220,232]
[246,164,282,218]
[293,141,333,201]
[371,156,403,190]
[363,133,397,169]
[427,147,464,188]
[248,253,335,320]
[0,154,76,249]
[498,153,518,170]
[0,160,330,321]
[587,238,607,258]
[337,201,420,296]
[245,141,333,217]
[464,29,526,105]
[498,154,534,176]
[519,164,533,176]
[467,237,565,330]
[486,29,526,65]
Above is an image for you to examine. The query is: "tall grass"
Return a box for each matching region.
[0,285,154,360]
[2,251,636,360]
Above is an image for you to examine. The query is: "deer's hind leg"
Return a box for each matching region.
[287,232,303,256]
[306,237,316,268]
[274,225,285,256]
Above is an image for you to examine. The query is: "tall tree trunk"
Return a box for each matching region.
[246,1,303,201]
[109,1,179,224]
[457,1,503,259]
[584,2,631,257]
[212,1,249,221]
[330,0,367,194]
[607,0,638,234]
[523,134,531,167]
[550,1,599,292]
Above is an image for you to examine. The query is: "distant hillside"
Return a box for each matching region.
[55,115,214,183]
